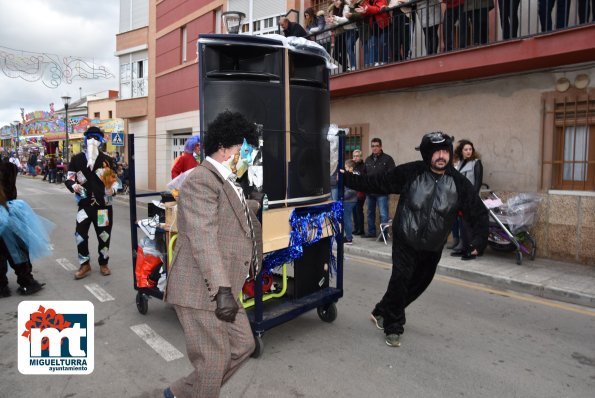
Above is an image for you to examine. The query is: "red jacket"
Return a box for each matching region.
[171,152,199,179]
[445,0,465,9]
[361,0,391,29]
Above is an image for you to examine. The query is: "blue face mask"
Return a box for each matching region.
[239,138,253,161]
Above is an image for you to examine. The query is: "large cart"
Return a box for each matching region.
[129,33,344,356]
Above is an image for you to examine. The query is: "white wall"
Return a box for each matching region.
[330,66,594,192]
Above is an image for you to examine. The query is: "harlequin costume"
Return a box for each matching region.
[65,126,118,280]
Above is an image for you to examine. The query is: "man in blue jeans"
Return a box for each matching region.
[364,138,395,238]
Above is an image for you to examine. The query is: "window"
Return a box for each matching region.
[108,111,113,119]
[181,26,187,63]
[94,112,100,119]
[251,15,279,36]
[340,123,369,161]
[543,89,595,191]
[120,53,148,100]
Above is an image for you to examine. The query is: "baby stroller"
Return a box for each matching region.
[482,190,540,265]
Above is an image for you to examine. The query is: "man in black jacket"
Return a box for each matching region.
[280,17,308,37]
[65,127,118,279]
[363,138,395,238]
[343,132,488,347]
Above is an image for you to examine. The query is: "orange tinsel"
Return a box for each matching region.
[100,161,118,188]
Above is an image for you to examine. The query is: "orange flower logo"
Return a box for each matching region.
[21,305,72,350]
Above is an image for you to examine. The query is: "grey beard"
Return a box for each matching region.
[86,143,99,168]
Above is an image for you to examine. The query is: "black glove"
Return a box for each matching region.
[214,287,239,323]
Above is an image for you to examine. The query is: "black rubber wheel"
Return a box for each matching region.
[515,251,523,265]
[136,291,148,315]
[251,335,264,358]
[317,303,338,323]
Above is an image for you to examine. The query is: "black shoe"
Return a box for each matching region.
[364,234,377,238]
[0,285,11,298]
[461,253,477,261]
[451,250,464,256]
[353,230,364,235]
[17,280,45,296]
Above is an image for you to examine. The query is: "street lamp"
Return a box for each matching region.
[222,11,245,34]
[61,95,71,163]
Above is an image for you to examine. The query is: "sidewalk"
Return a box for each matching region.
[344,234,595,309]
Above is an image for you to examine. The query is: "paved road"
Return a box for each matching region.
[2,178,595,397]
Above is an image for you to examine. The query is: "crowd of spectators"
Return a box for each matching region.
[282,0,594,71]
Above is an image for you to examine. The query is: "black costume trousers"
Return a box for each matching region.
[0,237,33,288]
[373,241,442,335]
[75,204,113,266]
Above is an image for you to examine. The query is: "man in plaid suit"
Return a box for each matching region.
[164,111,261,398]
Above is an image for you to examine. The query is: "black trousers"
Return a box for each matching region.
[75,204,113,266]
[353,196,365,233]
[0,237,34,288]
[373,241,442,335]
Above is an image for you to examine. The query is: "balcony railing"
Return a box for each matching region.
[300,0,594,74]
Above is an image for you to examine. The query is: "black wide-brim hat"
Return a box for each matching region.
[84,126,105,144]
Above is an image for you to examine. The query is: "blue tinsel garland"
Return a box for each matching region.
[262,201,343,275]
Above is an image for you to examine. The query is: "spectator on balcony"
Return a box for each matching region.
[498,0,520,39]
[388,0,413,61]
[344,1,365,70]
[444,0,467,51]
[538,0,570,32]
[356,0,391,67]
[417,0,442,55]
[305,7,332,53]
[463,0,493,45]
[327,0,351,72]
[577,0,594,24]
[280,17,308,37]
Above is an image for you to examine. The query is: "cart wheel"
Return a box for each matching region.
[515,251,523,265]
[251,334,264,359]
[317,303,337,323]
[136,291,148,315]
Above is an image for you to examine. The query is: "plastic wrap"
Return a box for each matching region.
[490,193,541,233]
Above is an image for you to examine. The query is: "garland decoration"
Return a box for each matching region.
[262,201,342,275]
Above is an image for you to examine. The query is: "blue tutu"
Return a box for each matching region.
[0,205,7,235]
[1,199,55,262]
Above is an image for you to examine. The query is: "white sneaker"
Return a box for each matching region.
[138,215,159,240]
[374,62,379,66]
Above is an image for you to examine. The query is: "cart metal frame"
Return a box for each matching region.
[128,132,346,357]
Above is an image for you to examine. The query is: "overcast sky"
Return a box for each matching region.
[0,0,119,127]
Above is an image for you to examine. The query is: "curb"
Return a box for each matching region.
[344,244,595,309]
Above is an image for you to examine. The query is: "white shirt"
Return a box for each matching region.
[205,156,242,200]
